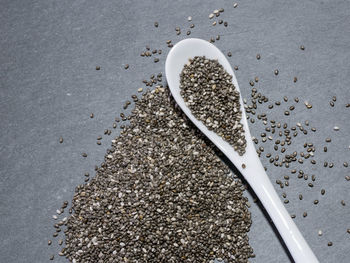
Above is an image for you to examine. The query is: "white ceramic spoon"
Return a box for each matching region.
[165,38,319,263]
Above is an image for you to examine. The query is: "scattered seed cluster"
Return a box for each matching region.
[240,40,349,249]
[61,88,253,262]
[180,56,247,156]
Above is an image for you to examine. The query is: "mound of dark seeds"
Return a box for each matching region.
[180,56,247,156]
[63,87,253,262]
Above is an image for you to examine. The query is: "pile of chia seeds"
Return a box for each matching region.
[62,88,254,262]
[180,56,246,155]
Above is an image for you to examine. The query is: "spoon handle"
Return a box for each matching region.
[243,157,319,263]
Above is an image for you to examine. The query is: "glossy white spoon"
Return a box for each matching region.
[165,38,319,263]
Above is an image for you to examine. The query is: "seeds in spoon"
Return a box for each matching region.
[180,56,247,155]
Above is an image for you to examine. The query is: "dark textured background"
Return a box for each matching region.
[0,0,349,262]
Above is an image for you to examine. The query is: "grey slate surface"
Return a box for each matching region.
[0,0,349,262]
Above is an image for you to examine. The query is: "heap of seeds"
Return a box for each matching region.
[180,56,247,155]
[62,88,253,262]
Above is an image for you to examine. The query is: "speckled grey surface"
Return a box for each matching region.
[0,0,349,262]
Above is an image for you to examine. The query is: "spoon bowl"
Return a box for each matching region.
[165,38,319,263]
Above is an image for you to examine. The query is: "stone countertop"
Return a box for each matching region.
[0,0,349,262]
